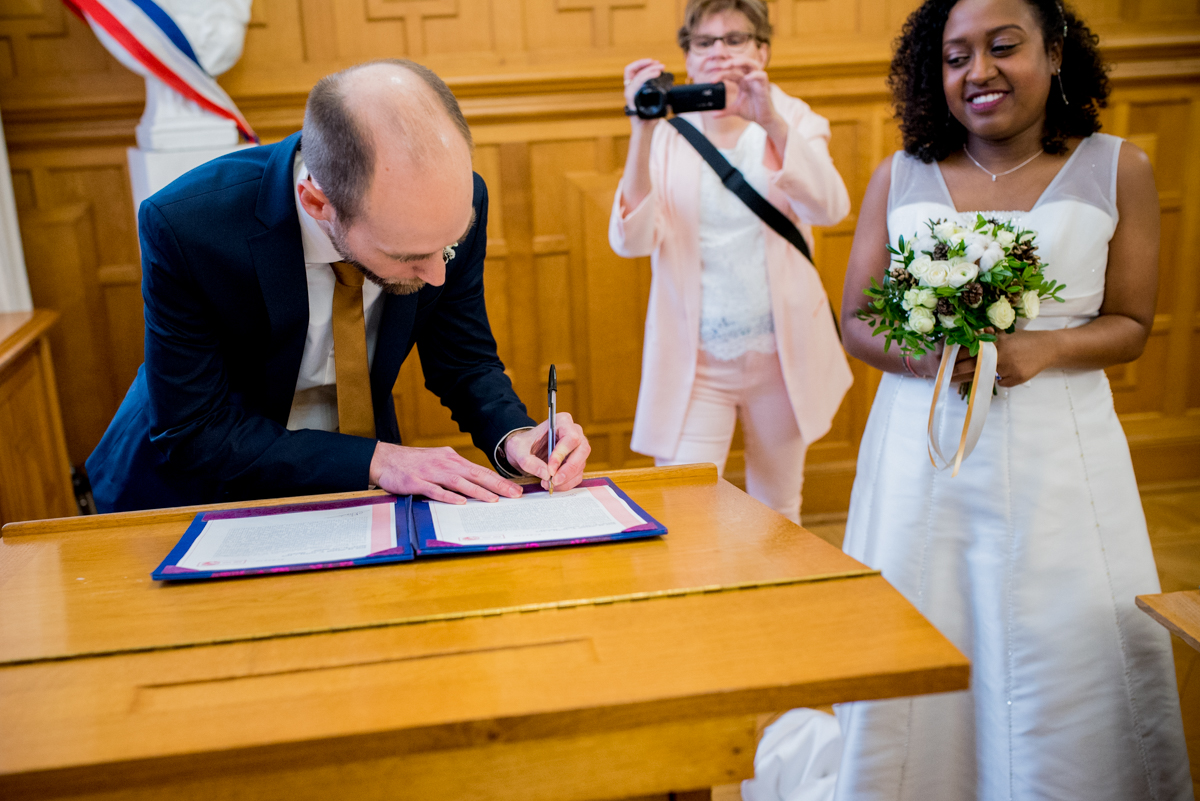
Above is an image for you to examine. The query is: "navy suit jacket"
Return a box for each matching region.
[86,132,534,512]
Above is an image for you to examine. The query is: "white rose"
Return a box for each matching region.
[908,256,933,280]
[948,260,980,288]
[939,313,958,328]
[933,221,957,239]
[906,307,936,334]
[921,260,952,288]
[979,244,1005,272]
[987,297,1017,329]
[904,287,937,309]
[996,229,1016,248]
[1020,290,1040,319]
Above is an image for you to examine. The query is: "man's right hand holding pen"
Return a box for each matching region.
[502,413,590,493]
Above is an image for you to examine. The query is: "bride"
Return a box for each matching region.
[836,0,1193,798]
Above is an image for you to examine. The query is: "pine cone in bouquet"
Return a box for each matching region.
[889,265,916,286]
[936,297,954,316]
[1009,239,1040,267]
[962,282,984,308]
[931,242,950,261]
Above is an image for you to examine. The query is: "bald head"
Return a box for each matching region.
[302,59,472,224]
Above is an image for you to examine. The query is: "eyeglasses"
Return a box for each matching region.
[689,31,758,53]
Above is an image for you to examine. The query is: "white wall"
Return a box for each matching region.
[0,107,32,314]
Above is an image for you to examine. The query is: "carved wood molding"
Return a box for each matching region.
[3,35,1198,149]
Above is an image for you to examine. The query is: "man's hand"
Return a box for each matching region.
[504,413,591,492]
[369,442,523,504]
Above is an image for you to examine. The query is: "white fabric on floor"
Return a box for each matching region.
[742,708,842,801]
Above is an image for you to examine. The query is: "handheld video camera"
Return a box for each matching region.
[630,72,725,119]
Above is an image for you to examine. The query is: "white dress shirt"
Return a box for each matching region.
[286,154,386,432]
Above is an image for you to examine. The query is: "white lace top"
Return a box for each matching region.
[697,122,776,360]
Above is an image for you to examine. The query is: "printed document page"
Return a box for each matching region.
[426,485,646,546]
[176,504,395,571]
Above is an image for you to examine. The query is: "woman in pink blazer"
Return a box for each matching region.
[609,0,852,522]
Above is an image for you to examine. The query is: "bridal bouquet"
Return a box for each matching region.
[857,214,1065,473]
[858,214,1064,368]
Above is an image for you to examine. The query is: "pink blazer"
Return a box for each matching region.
[609,86,853,459]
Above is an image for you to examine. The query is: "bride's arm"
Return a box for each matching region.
[991,141,1159,387]
[841,155,973,381]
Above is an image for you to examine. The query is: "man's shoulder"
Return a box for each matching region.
[147,136,298,218]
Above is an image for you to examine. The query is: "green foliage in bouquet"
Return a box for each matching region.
[858,214,1065,359]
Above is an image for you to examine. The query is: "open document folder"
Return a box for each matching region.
[152,478,667,581]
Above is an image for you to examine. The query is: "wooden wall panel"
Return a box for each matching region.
[1,0,1198,513]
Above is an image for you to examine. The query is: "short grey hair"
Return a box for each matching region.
[301,59,472,224]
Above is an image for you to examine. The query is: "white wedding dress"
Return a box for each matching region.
[835,134,1193,801]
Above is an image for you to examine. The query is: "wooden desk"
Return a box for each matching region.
[0,310,76,525]
[0,465,969,801]
[1138,590,1200,652]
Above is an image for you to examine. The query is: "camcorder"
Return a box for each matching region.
[630,72,725,119]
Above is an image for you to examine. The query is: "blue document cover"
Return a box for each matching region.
[152,495,414,581]
[411,477,667,556]
[151,478,667,581]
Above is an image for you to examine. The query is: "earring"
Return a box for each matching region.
[1055,69,1069,105]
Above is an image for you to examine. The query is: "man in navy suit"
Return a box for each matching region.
[86,59,590,512]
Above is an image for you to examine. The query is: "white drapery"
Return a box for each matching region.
[0,106,32,313]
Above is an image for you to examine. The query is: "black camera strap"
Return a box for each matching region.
[667,116,812,263]
[667,115,840,339]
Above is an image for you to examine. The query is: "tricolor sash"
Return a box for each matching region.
[63,0,258,143]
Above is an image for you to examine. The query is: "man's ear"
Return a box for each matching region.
[297,178,336,223]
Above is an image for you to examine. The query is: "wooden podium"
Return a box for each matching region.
[0,465,968,800]
[0,310,76,525]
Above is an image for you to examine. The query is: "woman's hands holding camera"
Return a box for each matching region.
[716,56,775,126]
[624,58,665,128]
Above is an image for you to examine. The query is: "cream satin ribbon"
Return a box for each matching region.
[927,340,998,476]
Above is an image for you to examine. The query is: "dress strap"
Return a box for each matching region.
[888,152,949,218]
[1037,133,1121,221]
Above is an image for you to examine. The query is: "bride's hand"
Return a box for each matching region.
[907,341,974,381]
[993,329,1052,386]
[955,329,1051,387]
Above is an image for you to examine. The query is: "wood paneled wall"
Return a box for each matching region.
[2,0,1198,516]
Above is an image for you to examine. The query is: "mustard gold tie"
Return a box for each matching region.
[330,261,376,438]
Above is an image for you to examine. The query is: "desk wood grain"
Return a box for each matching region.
[1137,590,1200,652]
[0,465,868,664]
[0,465,970,801]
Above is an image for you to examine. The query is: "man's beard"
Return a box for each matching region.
[328,223,427,296]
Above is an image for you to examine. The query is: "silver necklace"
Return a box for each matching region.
[963,146,1043,182]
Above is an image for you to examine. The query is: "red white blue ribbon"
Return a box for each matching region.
[63,0,259,143]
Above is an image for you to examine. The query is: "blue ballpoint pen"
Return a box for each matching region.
[547,365,556,495]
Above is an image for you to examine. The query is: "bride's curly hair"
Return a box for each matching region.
[890,0,1110,163]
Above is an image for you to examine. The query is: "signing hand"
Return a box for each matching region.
[369,443,523,504]
[505,413,591,493]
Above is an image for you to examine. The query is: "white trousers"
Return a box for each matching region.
[656,348,807,523]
